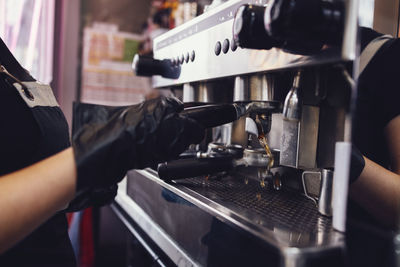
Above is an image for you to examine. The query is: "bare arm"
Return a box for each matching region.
[0,148,77,253]
[349,116,400,228]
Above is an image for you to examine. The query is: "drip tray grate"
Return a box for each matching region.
[177,176,332,235]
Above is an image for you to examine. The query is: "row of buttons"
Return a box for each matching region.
[169,39,238,65]
[215,38,238,55]
[171,50,196,66]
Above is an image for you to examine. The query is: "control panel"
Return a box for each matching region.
[149,0,356,88]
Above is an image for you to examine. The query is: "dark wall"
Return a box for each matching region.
[82,0,152,33]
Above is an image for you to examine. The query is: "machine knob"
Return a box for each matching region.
[232,4,281,50]
[264,0,344,55]
[132,54,181,79]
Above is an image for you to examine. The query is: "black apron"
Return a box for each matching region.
[0,78,76,266]
[345,29,398,267]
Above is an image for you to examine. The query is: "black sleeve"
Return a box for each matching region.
[0,79,41,175]
[359,38,400,127]
[0,37,41,175]
[379,40,400,126]
[360,27,382,51]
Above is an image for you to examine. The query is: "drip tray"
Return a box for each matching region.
[125,170,345,266]
[178,176,331,237]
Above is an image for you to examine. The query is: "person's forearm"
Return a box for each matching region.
[0,148,77,253]
[349,156,400,228]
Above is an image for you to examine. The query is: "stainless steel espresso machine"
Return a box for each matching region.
[113,0,359,266]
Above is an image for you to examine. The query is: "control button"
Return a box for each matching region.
[231,38,238,51]
[222,39,230,54]
[215,41,222,55]
[185,52,190,63]
[180,55,185,64]
[190,50,195,62]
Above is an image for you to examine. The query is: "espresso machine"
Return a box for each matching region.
[113,0,359,266]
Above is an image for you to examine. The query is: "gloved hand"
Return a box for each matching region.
[66,185,118,212]
[65,102,126,211]
[349,144,366,184]
[71,96,205,199]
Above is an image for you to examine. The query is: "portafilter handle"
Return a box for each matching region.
[181,103,246,129]
[157,157,234,182]
[180,101,281,129]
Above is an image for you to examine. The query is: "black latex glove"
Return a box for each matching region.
[349,144,366,184]
[66,102,126,212]
[71,96,205,198]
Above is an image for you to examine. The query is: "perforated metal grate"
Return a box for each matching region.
[178,176,332,234]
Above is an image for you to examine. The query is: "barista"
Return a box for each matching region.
[344,27,400,267]
[348,27,400,229]
[0,37,204,265]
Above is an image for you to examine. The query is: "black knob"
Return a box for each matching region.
[215,41,222,55]
[190,50,196,62]
[232,4,281,50]
[132,54,181,79]
[264,0,344,55]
